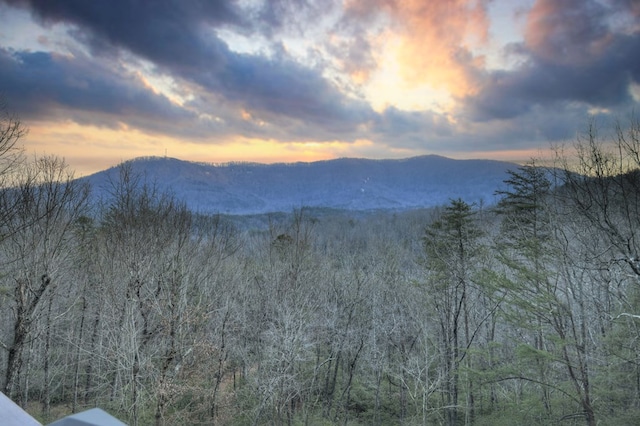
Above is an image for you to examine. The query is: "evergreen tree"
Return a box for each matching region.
[495,162,598,426]
[423,199,484,425]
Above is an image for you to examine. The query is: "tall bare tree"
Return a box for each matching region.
[1,156,89,407]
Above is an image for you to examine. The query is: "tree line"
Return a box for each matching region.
[1,110,640,425]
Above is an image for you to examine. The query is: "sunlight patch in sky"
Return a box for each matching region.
[363,31,454,113]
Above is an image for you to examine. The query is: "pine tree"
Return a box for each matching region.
[495,162,598,426]
[423,199,484,425]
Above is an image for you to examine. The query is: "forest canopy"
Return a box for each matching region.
[1,113,640,426]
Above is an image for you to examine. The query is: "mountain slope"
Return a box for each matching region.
[83,155,515,214]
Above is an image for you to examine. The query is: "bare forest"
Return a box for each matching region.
[2,111,640,425]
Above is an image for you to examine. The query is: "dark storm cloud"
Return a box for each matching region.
[216,51,376,132]
[524,0,611,65]
[1,0,380,142]
[466,0,640,122]
[0,48,195,131]
[3,0,241,68]
[467,39,640,121]
[465,0,640,121]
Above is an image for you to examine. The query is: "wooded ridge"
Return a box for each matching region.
[81,155,514,214]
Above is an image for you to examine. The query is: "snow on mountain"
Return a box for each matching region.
[81,155,516,215]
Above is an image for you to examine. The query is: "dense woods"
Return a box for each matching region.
[2,113,640,425]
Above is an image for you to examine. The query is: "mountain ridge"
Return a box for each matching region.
[81,155,517,215]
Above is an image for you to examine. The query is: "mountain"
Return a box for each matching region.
[82,155,516,215]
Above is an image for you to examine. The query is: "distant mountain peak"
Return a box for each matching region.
[83,155,516,215]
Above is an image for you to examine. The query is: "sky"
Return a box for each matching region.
[0,0,639,176]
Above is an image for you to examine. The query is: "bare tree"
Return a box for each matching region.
[552,116,640,422]
[0,99,25,184]
[1,156,89,407]
[90,164,242,425]
[556,116,640,281]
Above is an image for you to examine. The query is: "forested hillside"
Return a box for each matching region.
[2,115,640,425]
[83,155,514,215]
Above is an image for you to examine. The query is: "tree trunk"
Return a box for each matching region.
[73,294,87,413]
[85,307,100,404]
[4,325,26,399]
[42,295,54,418]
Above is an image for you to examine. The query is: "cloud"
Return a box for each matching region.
[2,0,639,171]
[0,48,196,132]
[344,0,491,97]
[371,107,453,144]
[251,0,341,37]
[465,0,640,122]
[0,0,382,143]
[0,45,381,145]
[524,0,612,65]
[217,51,376,132]
[325,31,377,84]
[3,0,241,66]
